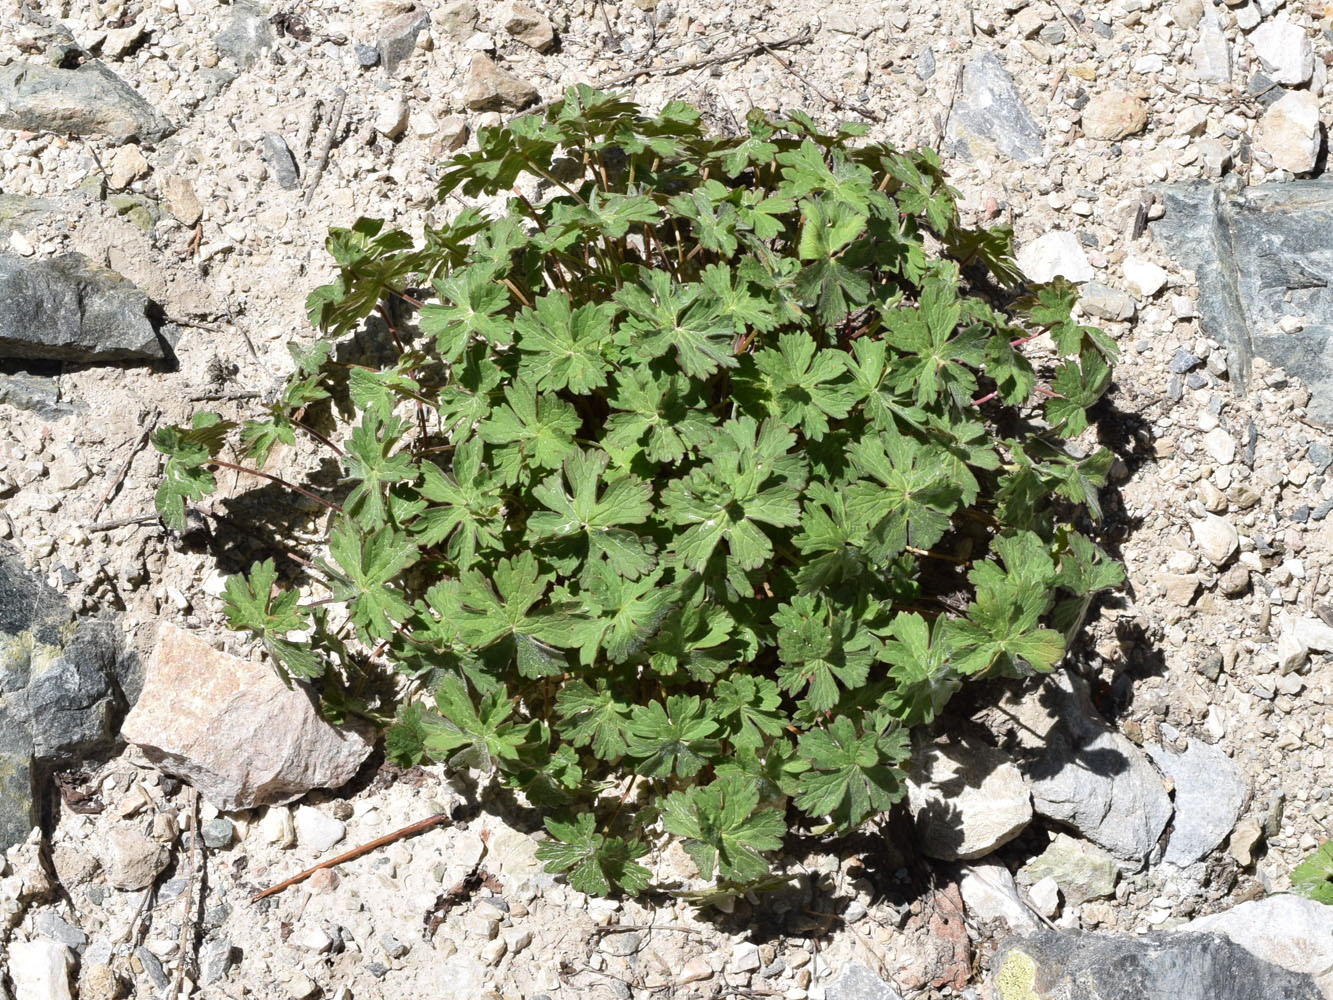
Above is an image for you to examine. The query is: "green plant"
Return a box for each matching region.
[154,87,1123,896]
[1291,840,1333,904]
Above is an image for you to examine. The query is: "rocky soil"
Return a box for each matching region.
[3,0,1333,997]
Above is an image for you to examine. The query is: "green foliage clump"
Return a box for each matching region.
[1291,841,1333,904]
[153,87,1123,896]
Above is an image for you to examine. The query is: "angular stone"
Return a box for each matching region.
[1182,896,1333,995]
[1193,12,1231,83]
[0,252,164,362]
[160,174,203,227]
[1256,90,1322,175]
[906,735,1032,860]
[1191,515,1239,565]
[947,51,1044,162]
[1249,19,1313,85]
[502,2,555,51]
[120,624,374,811]
[983,671,1172,861]
[825,964,903,1000]
[960,861,1039,934]
[378,6,431,76]
[1017,231,1093,284]
[0,59,173,141]
[435,0,480,38]
[1146,730,1246,865]
[104,826,168,889]
[216,1,275,69]
[9,939,74,1000]
[990,928,1322,1000]
[261,132,300,190]
[199,937,235,985]
[1019,833,1118,905]
[1151,182,1333,422]
[1123,258,1167,297]
[465,54,539,111]
[1202,427,1236,465]
[1275,614,1333,673]
[1082,92,1149,141]
[0,709,36,853]
[293,805,346,853]
[1079,282,1135,321]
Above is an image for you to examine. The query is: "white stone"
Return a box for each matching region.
[374,97,409,139]
[960,861,1039,933]
[1256,90,1322,175]
[108,144,148,190]
[1234,3,1260,30]
[260,805,296,847]
[1191,515,1239,565]
[1123,258,1168,297]
[731,942,762,973]
[1276,614,1333,673]
[906,736,1033,860]
[1192,12,1231,82]
[291,926,334,953]
[1249,19,1313,85]
[293,806,346,853]
[1017,231,1093,284]
[1182,896,1333,995]
[9,939,73,1000]
[1029,876,1061,918]
[1203,427,1236,465]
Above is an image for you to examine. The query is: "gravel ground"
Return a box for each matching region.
[3,0,1333,997]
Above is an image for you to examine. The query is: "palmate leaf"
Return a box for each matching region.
[578,566,676,665]
[528,449,654,580]
[604,369,713,467]
[794,717,910,830]
[661,417,805,572]
[327,521,417,639]
[794,198,870,325]
[515,292,617,393]
[424,673,534,770]
[411,437,506,571]
[1045,352,1112,438]
[846,434,960,560]
[877,612,960,727]
[454,552,579,677]
[774,595,876,713]
[749,332,856,440]
[420,264,513,362]
[151,412,234,532]
[625,694,721,778]
[661,776,785,882]
[881,274,984,406]
[615,268,738,380]
[476,380,579,482]
[342,406,417,527]
[537,814,651,897]
[556,678,633,758]
[222,558,320,682]
[713,674,786,750]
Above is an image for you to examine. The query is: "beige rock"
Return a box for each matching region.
[104,826,168,890]
[502,2,555,51]
[108,143,148,190]
[1159,572,1200,606]
[121,624,374,811]
[465,54,539,112]
[1228,815,1263,866]
[1082,92,1149,141]
[906,735,1033,860]
[436,114,469,152]
[160,174,203,226]
[1256,90,1322,175]
[435,0,480,38]
[102,23,143,58]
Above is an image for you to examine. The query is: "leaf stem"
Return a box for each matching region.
[207,459,343,513]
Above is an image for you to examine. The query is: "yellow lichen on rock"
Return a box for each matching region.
[994,948,1041,1000]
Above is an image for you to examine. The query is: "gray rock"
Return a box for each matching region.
[0,372,79,419]
[216,2,275,69]
[825,963,903,1000]
[377,6,431,76]
[261,132,300,190]
[199,937,234,984]
[0,253,164,362]
[1182,896,1333,996]
[202,818,235,849]
[1018,832,1118,905]
[1168,348,1202,374]
[465,54,540,111]
[914,46,936,81]
[947,51,1044,162]
[137,944,170,990]
[1151,181,1333,423]
[1080,282,1135,321]
[0,710,36,853]
[32,912,88,952]
[984,670,1172,862]
[1147,728,1246,865]
[355,43,380,67]
[905,734,1032,860]
[990,928,1322,999]
[0,59,173,141]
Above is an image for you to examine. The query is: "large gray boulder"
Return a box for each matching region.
[0,59,173,141]
[982,670,1172,862]
[990,928,1322,1000]
[0,252,165,362]
[1151,181,1333,423]
[1182,896,1333,997]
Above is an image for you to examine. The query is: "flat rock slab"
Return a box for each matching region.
[0,252,164,362]
[0,59,173,141]
[906,734,1032,860]
[991,928,1322,999]
[1147,729,1247,866]
[1151,181,1333,424]
[0,194,55,237]
[1182,896,1333,997]
[1018,832,1119,906]
[984,670,1172,862]
[946,50,1044,162]
[121,624,374,811]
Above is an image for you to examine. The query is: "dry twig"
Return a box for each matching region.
[85,512,160,533]
[174,788,200,997]
[252,812,450,902]
[304,87,347,205]
[756,33,884,123]
[592,27,813,92]
[90,406,160,522]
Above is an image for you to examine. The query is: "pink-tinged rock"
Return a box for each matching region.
[121,624,373,811]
